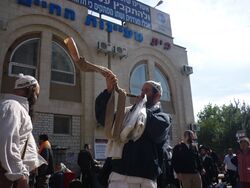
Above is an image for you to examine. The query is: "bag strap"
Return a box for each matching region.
[21,136,29,160]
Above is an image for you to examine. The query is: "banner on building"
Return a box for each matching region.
[68,0,151,29]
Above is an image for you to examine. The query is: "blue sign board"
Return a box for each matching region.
[85,14,143,42]
[68,0,151,29]
[17,0,144,42]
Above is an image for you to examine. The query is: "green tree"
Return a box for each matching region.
[197,101,250,155]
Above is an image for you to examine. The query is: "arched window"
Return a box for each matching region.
[130,63,147,95]
[9,38,40,77]
[130,62,174,114]
[51,41,75,85]
[154,66,171,102]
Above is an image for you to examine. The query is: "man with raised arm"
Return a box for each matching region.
[95,70,171,188]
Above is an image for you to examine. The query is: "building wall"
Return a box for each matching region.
[32,112,81,171]
[0,0,195,172]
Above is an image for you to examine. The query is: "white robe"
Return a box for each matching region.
[0,94,45,181]
[105,95,147,158]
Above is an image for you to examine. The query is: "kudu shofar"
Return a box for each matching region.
[64,37,136,140]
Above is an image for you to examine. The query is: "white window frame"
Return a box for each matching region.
[154,66,171,102]
[9,38,40,77]
[9,62,37,77]
[51,41,76,86]
[130,63,147,96]
[130,63,171,102]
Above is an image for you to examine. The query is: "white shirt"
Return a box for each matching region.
[224,153,237,171]
[0,94,45,181]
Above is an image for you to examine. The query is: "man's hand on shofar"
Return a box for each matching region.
[103,70,118,93]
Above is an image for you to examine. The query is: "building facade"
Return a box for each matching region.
[0,0,194,171]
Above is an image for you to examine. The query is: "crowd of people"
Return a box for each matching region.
[162,133,250,188]
[221,138,250,188]
[0,73,250,188]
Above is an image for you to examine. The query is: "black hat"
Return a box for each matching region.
[39,134,49,141]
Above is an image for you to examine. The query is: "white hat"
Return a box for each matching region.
[239,137,250,145]
[14,73,38,89]
[145,80,163,96]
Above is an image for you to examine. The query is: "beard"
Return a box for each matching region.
[27,91,38,119]
[145,94,155,108]
[28,92,38,106]
[187,138,193,144]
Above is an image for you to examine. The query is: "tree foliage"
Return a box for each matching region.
[197,101,250,155]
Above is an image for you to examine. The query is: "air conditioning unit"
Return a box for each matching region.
[182,65,193,76]
[97,41,113,54]
[114,46,128,59]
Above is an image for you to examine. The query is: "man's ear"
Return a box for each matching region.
[27,86,35,97]
[154,92,161,102]
[156,92,161,99]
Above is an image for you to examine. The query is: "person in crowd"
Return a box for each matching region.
[49,163,73,188]
[207,147,220,183]
[77,144,96,188]
[0,73,45,188]
[171,130,204,188]
[157,144,180,188]
[223,148,237,187]
[237,137,250,188]
[36,134,54,188]
[199,145,217,188]
[208,148,220,168]
[95,69,171,188]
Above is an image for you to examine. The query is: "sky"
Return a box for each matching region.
[139,0,250,119]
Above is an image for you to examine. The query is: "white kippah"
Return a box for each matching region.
[145,80,163,96]
[14,73,38,89]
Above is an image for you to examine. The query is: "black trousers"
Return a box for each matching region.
[81,168,95,188]
[226,170,237,187]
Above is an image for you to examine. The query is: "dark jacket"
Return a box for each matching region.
[77,149,95,172]
[201,155,217,186]
[95,90,171,181]
[172,142,203,174]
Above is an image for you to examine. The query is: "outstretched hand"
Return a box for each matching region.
[102,70,118,93]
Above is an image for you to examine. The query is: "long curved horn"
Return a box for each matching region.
[64,37,136,98]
